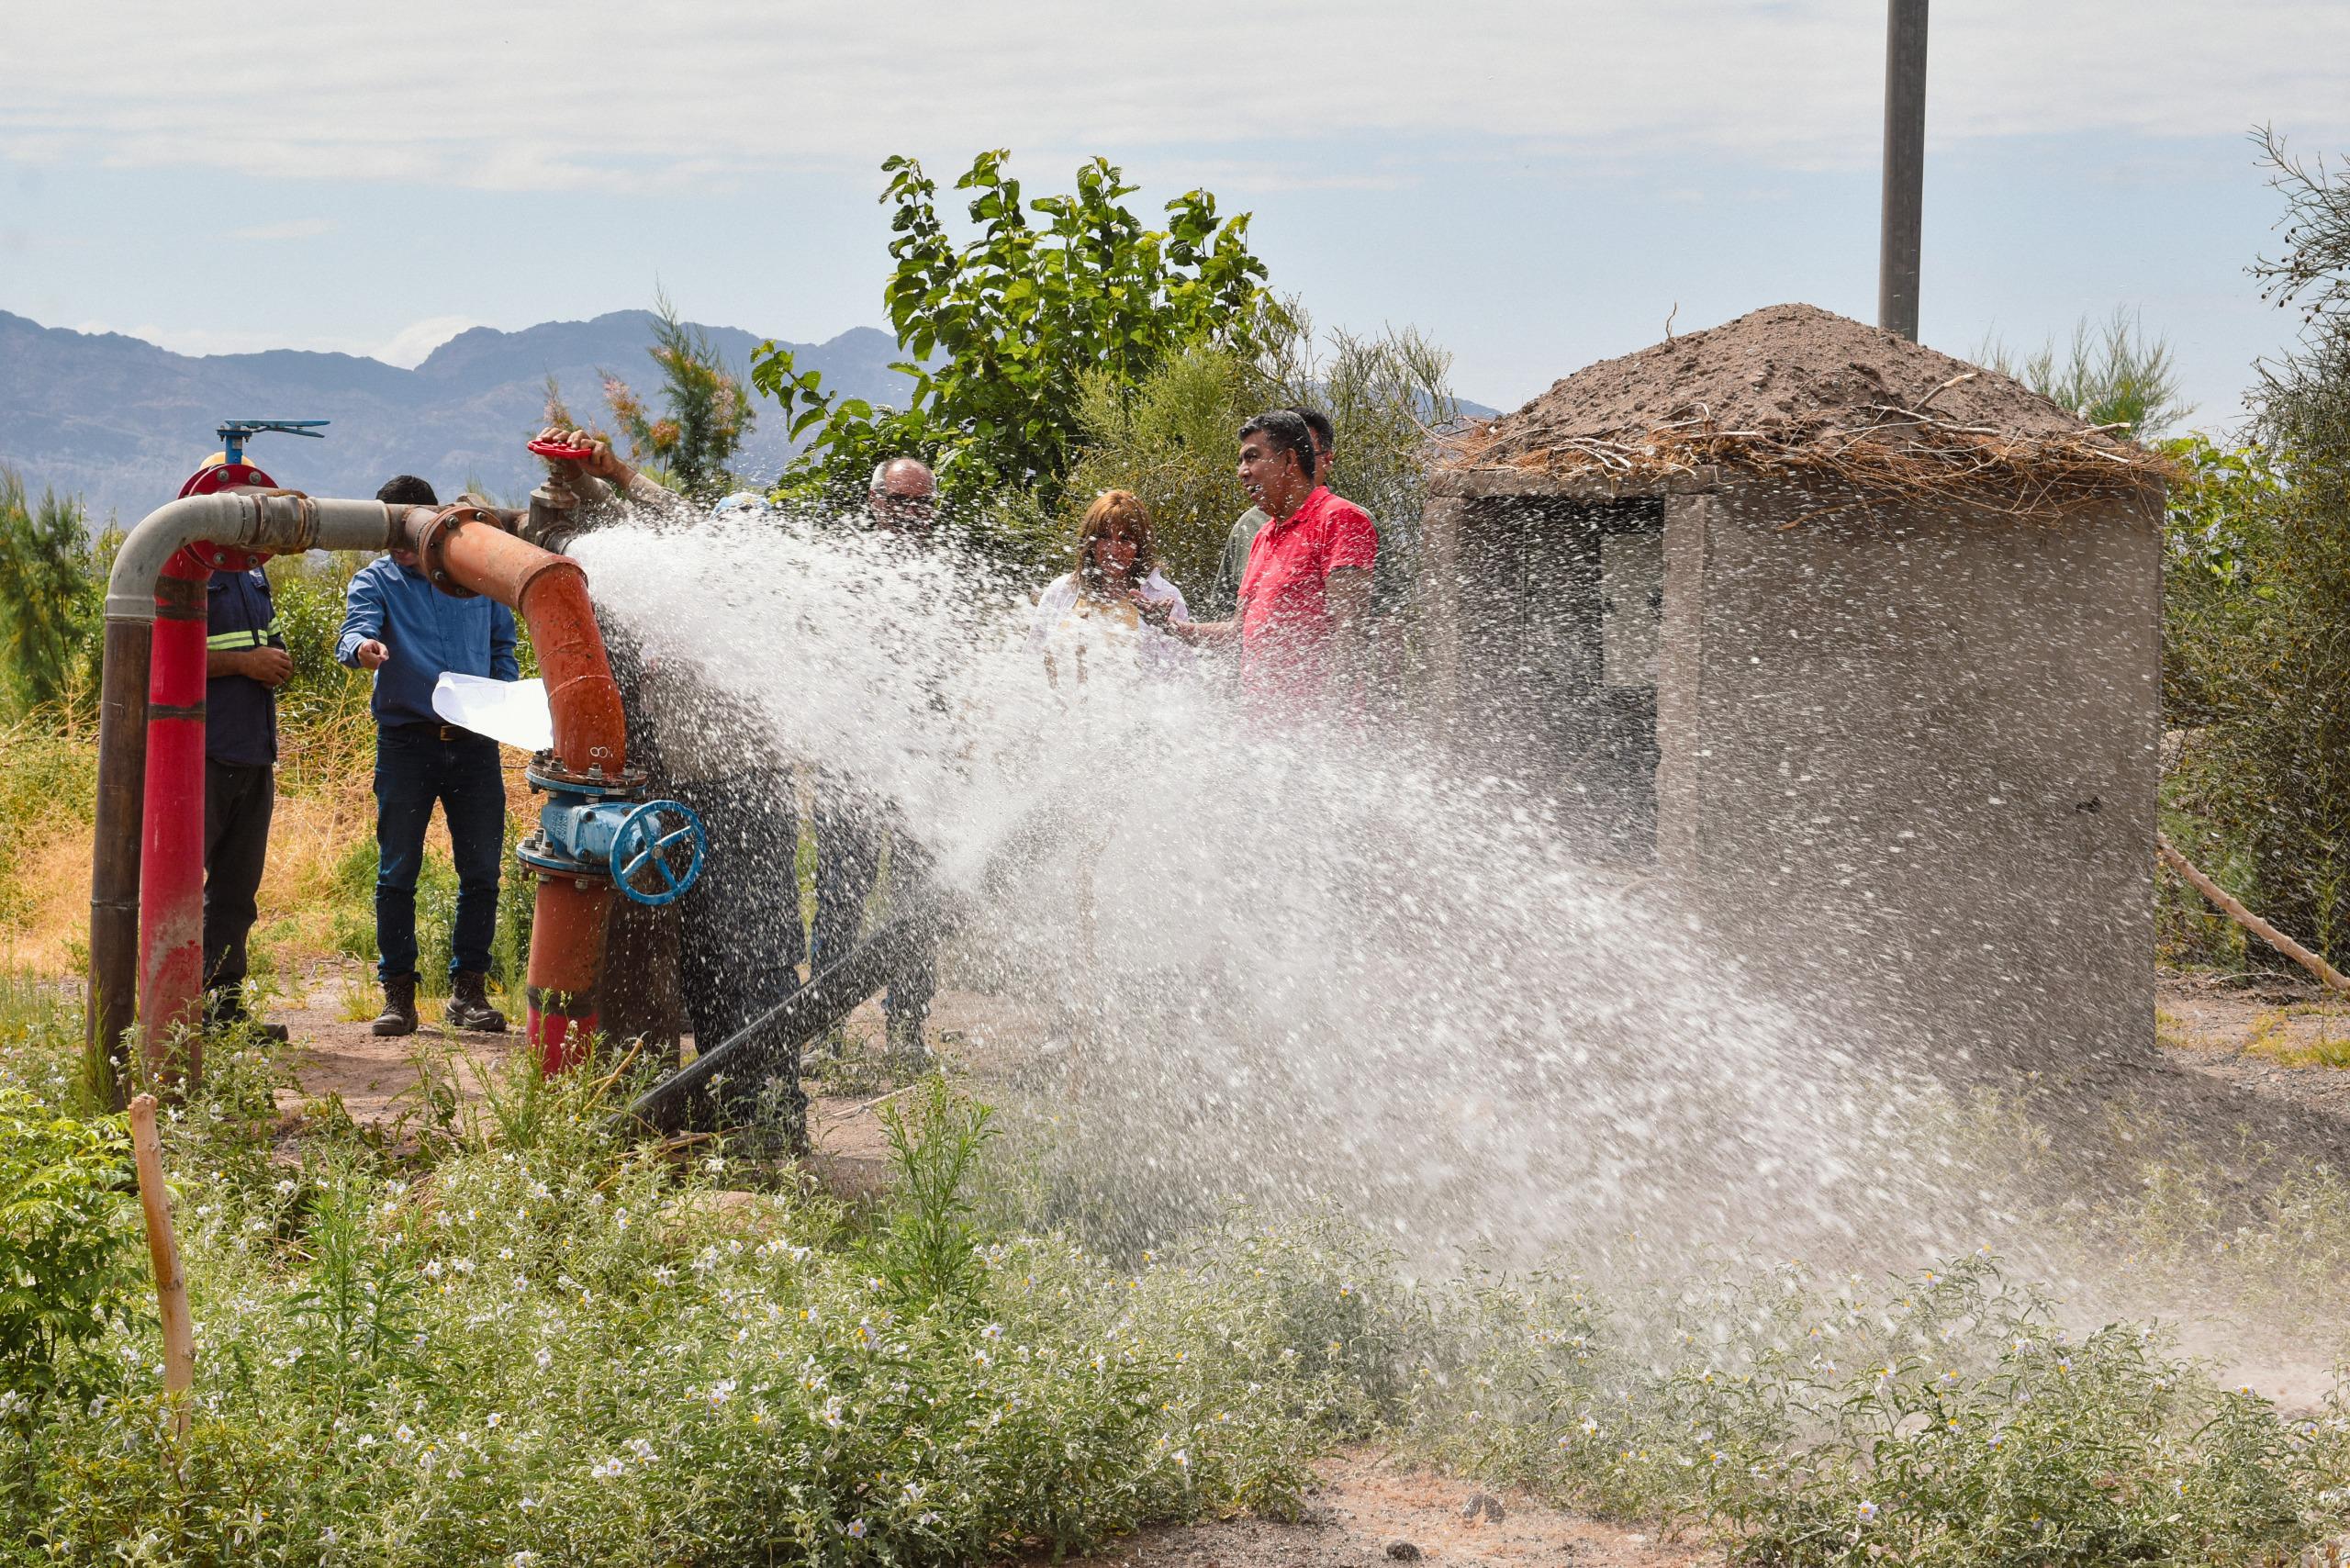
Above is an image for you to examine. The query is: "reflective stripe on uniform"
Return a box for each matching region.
[207,617,283,651]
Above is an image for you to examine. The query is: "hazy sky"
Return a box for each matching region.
[8,2,2346,432]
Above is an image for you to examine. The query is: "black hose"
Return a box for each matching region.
[617,895,966,1136]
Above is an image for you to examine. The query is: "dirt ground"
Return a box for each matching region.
[1069,1451,1711,1568]
[2155,969,2350,1122]
[263,960,2350,1169]
[261,956,1054,1194]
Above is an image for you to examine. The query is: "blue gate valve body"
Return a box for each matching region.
[519,794,707,906]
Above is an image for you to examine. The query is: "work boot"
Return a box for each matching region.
[204,987,290,1044]
[446,971,509,1034]
[372,974,419,1037]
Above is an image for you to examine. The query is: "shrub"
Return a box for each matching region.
[5,1066,1328,1563]
[0,470,95,718]
[0,1088,138,1411]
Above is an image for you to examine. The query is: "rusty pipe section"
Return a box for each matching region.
[408,506,626,775]
[404,505,629,1067]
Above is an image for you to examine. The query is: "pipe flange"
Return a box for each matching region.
[525,750,647,799]
[414,505,495,599]
[515,834,606,879]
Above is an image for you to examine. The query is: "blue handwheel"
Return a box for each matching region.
[610,800,706,906]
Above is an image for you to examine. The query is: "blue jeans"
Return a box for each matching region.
[811,788,934,1025]
[374,725,506,981]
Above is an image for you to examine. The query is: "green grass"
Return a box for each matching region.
[2,982,2348,1566]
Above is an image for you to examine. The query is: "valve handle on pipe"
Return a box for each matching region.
[528,440,598,462]
[609,800,706,906]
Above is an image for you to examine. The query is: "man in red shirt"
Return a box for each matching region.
[1171,409,1376,718]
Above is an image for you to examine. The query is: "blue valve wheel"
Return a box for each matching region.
[609,800,706,906]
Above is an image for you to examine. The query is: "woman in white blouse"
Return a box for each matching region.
[1030,489,1192,687]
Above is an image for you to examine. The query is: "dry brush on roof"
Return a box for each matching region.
[1448,304,2174,515]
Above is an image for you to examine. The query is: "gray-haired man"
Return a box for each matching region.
[806,456,942,1070]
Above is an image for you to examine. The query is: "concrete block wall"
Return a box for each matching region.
[1654,481,2162,1071]
[1419,469,2164,1073]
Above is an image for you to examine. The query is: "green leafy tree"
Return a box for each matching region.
[752,151,1278,513]
[602,292,755,502]
[2156,130,2350,968]
[1064,303,1459,602]
[0,471,95,715]
[1979,307,2188,440]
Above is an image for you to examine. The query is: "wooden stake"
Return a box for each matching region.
[2156,832,2350,994]
[127,1093,194,1436]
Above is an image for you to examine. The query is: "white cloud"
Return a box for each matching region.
[373,315,480,368]
[6,3,2347,194]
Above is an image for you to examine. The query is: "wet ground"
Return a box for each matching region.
[262,960,2350,1166]
[261,956,1051,1193]
[2156,970,2350,1121]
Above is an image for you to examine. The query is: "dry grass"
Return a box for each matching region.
[2244,1000,2350,1069]
[0,780,374,977]
[0,711,543,986]
[1448,406,2177,521]
[0,832,95,974]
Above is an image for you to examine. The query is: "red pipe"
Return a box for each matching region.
[414,506,629,1072]
[91,485,407,1105]
[136,550,212,1081]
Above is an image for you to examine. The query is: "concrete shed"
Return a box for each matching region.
[1416,304,2169,1071]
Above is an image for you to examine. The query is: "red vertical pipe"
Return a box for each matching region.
[137,549,213,1084]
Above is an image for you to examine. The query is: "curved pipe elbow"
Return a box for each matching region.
[405,507,628,778]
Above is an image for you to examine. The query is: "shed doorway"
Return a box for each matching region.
[1452,496,1664,863]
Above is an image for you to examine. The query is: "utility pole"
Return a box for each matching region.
[1877,0,1929,341]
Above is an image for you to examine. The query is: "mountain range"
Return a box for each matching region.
[1,308,1496,525]
[0,308,913,522]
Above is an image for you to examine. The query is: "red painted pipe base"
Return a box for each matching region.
[137,554,213,1083]
[528,989,599,1075]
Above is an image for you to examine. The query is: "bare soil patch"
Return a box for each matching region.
[260,957,1057,1193]
[2155,969,2350,1123]
[1076,1450,1712,1568]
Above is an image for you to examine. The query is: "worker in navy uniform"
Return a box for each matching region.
[203,552,292,1042]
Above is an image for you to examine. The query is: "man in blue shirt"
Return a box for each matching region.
[335,475,519,1036]
[204,559,292,1042]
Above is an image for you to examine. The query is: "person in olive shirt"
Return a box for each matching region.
[203,559,292,1041]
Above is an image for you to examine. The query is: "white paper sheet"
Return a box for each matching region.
[431,672,553,753]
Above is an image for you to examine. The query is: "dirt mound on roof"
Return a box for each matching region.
[1456,304,2167,510]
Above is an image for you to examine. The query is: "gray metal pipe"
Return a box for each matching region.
[101,493,419,622]
[1877,0,1930,342]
